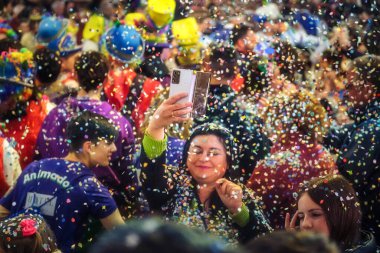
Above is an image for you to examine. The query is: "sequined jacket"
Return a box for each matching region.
[140,146,272,245]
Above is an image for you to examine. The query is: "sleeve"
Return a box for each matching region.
[109,118,138,204]
[85,178,118,219]
[2,139,22,188]
[235,185,273,244]
[0,186,15,209]
[0,163,29,209]
[239,119,272,183]
[142,132,168,159]
[140,134,176,211]
[337,122,380,192]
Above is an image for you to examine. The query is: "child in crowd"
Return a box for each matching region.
[0,214,61,253]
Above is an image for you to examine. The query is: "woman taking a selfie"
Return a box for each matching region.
[140,93,272,244]
[285,175,378,253]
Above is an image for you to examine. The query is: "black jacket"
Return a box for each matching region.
[345,231,379,253]
[325,99,380,245]
[140,147,272,244]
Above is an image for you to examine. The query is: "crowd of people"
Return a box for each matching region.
[0,0,379,252]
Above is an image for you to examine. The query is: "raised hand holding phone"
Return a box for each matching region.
[146,93,192,140]
[169,69,211,118]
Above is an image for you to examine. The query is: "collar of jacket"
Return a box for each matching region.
[344,230,378,253]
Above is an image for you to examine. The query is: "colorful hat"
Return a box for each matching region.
[177,44,202,67]
[172,17,200,46]
[104,23,145,63]
[147,0,176,28]
[294,11,319,36]
[48,34,82,58]
[83,14,106,43]
[0,48,34,102]
[36,16,67,44]
[0,20,18,40]
[125,12,171,49]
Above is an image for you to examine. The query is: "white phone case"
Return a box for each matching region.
[169,69,211,118]
[169,69,196,104]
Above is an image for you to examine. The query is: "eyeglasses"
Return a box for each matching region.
[188,147,224,158]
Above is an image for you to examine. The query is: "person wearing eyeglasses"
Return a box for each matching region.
[140,93,272,245]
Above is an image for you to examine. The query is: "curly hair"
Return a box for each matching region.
[351,54,380,91]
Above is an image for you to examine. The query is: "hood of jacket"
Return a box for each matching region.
[345,230,378,253]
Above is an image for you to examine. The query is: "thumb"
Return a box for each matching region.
[215,178,227,186]
[215,178,227,195]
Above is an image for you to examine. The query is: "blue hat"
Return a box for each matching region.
[0,49,34,102]
[36,16,67,44]
[105,24,145,63]
[48,34,82,58]
[252,15,267,24]
[295,11,319,36]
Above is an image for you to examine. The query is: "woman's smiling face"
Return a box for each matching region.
[186,134,228,186]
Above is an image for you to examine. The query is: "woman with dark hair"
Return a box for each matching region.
[140,93,272,244]
[285,175,378,253]
[247,90,336,229]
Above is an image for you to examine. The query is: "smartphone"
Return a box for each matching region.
[192,71,211,118]
[169,69,211,118]
[169,69,197,104]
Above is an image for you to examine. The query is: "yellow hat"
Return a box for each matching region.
[177,44,202,66]
[172,17,200,46]
[83,14,105,42]
[147,0,176,28]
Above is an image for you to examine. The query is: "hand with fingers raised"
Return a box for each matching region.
[215,178,243,215]
[146,92,193,140]
[285,211,299,231]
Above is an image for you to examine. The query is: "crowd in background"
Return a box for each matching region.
[0,0,379,253]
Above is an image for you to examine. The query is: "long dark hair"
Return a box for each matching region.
[298,175,361,250]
